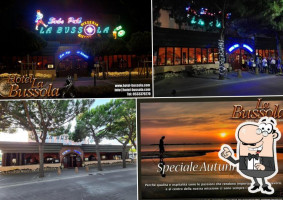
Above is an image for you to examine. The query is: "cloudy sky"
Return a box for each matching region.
[140,99,283,145]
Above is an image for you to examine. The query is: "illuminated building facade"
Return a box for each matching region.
[153,9,283,72]
[0,11,135,78]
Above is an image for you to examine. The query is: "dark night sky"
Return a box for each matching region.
[0,0,151,34]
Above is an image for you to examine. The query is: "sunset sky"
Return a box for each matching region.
[140,99,283,145]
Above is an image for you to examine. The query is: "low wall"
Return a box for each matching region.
[154,63,230,74]
[84,159,132,166]
[0,163,61,173]
[28,70,56,78]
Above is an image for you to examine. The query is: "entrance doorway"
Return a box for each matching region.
[229,49,252,71]
[58,55,89,77]
[63,153,82,168]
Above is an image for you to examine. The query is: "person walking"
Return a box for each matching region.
[159,136,165,155]
[270,57,276,74]
[262,57,268,73]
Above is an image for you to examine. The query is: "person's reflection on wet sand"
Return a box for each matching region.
[159,136,166,177]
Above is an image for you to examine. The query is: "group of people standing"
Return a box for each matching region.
[242,56,282,74]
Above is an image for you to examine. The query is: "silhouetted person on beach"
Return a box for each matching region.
[159,136,165,155]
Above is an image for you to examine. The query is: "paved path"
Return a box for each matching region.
[154,72,283,97]
[0,164,137,200]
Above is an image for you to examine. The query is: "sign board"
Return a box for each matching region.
[34,10,125,39]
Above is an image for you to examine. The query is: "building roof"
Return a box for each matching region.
[153,27,282,50]
[0,141,130,153]
[0,141,63,153]
[153,27,218,48]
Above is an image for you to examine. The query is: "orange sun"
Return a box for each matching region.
[220,132,227,138]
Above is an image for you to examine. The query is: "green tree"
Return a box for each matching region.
[263,0,283,60]
[106,99,136,168]
[0,100,94,178]
[70,103,112,171]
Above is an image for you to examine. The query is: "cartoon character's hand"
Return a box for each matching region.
[220,146,232,159]
[255,163,265,170]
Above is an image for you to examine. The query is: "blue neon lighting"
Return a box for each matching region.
[59,51,71,59]
[228,44,240,52]
[243,44,253,52]
[62,150,71,155]
[74,150,82,155]
[76,51,89,59]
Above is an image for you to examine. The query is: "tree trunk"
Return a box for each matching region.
[38,143,44,178]
[130,138,136,149]
[122,144,127,168]
[95,139,102,171]
[219,0,227,80]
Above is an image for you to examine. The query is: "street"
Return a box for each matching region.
[154,72,283,97]
[0,165,137,200]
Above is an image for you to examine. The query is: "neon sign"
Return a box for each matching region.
[35,11,119,39]
[228,44,254,53]
[113,25,126,39]
[58,50,89,59]
[78,21,98,38]
[216,20,221,28]
[68,17,82,24]
[74,150,82,155]
[35,10,48,30]
[243,44,253,53]
[76,51,89,59]
[59,51,71,59]
[191,16,197,24]
[62,150,71,155]
[228,44,240,52]
[48,17,64,24]
[84,25,96,36]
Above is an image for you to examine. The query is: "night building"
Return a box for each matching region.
[153,9,283,74]
[1,10,147,78]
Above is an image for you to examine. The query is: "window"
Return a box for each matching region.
[108,56,113,68]
[196,48,201,63]
[202,48,208,63]
[158,47,165,65]
[47,56,54,65]
[43,56,48,69]
[264,50,269,58]
[208,48,213,63]
[270,50,275,57]
[214,48,219,61]
[258,49,262,57]
[189,48,195,64]
[128,55,132,67]
[166,47,173,65]
[37,56,43,69]
[182,48,188,64]
[174,47,181,65]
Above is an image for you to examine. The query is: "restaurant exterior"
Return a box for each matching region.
[153,9,283,74]
[0,10,144,78]
[0,141,130,169]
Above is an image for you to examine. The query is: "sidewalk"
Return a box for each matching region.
[154,71,283,96]
[0,163,136,188]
